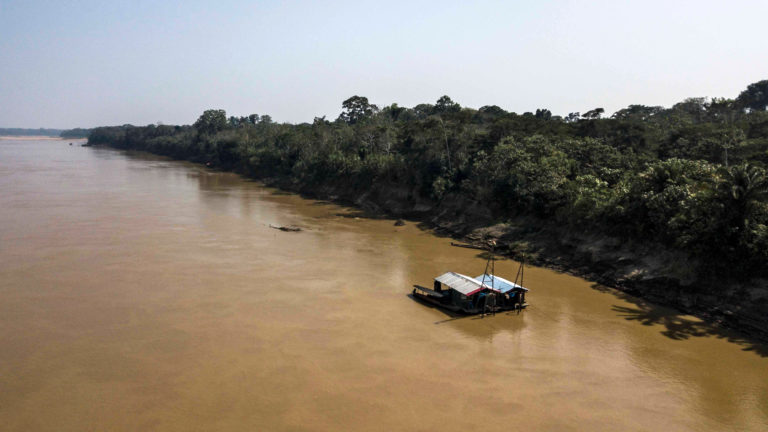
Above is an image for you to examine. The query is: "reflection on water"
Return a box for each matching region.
[0,139,767,432]
[614,298,768,356]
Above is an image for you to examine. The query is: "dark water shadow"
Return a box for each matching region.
[407,293,525,323]
[333,210,391,220]
[601,286,768,358]
[270,190,293,196]
[407,292,462,319]
[414,221,456,238]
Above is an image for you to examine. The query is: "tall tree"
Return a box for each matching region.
[193,109,228,135]
[736,80,768,111]
[717,163,768,228]
[434,95,460,114]
[535,109,552,120]
[582,108,604,119]
[338,96,378,125]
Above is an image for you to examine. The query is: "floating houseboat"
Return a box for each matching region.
[412,271,528,315]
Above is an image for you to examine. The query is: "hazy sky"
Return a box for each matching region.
[1,0,767,128]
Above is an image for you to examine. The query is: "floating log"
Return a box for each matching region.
[269,224,303,232]
[450,242,486,250]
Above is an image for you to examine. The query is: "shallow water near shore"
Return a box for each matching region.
[1,138,766,431]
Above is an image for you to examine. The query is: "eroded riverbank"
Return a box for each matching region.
[2,139,767,431]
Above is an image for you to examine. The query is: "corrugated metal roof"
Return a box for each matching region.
[435,272,501,296]
[474,274,528,293]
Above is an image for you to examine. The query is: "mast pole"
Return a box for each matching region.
[480,240,496,316]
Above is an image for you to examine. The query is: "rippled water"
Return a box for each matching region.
[1,139,766,431]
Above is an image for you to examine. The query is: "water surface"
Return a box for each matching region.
[1,139,766,431]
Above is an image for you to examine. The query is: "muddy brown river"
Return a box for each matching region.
[1,138,766,431]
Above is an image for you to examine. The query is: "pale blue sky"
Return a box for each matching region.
[1,0,767,128]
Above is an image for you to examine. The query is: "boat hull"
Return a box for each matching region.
[412,287,527,315]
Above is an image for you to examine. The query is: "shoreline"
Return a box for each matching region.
[92,143,768,345]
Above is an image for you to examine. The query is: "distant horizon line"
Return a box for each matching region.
[1,83,760,131]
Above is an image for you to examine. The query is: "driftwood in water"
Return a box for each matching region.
[450,242,485,250]
[269,224,303,232]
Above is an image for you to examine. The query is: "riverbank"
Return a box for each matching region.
[90,140,768,343]
[253,174,768,344]
[444,222,768,344]
[96,143,768,342]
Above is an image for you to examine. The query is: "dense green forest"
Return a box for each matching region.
[89,80,768,284]
[60,128,91,138]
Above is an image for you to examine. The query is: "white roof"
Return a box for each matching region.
[435,272,502,296]
[474,274,529,293]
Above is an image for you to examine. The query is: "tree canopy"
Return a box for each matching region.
[193,109,227,135]
[338,96,378,125]
[737,80,768,111]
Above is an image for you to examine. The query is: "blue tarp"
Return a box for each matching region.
[474,274,527,293]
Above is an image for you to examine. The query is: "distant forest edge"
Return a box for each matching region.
[0,128,91,138]
[88,80,768,286]
[60,128,91,138]
[0,128,62,136]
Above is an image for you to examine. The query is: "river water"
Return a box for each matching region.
[0,138,766,431]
